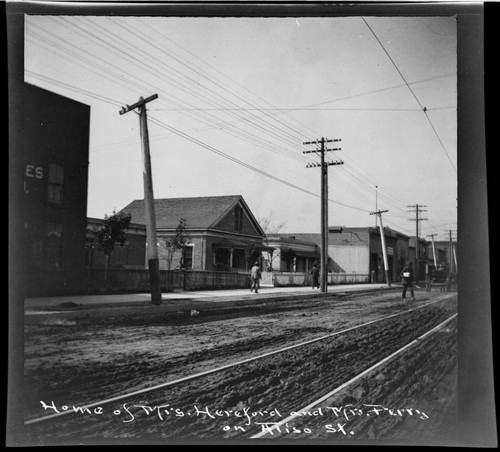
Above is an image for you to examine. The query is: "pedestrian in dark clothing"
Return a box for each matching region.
[250,262,261,293]
[311,263,320,289]
[400,261,415,300]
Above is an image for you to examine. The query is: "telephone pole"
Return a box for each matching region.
[369,209,391,287]
[443,229,457,292]
[119,94,162,305]
[303,137,343,292]
[426,233,438,268]
[445,229,457,275]
[407,204,427,282]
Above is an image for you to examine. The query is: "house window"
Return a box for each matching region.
[182,246,193,269]
[234,205,243,232]
[48,163,64,204]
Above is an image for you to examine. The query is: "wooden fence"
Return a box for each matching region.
[272,271,369,287]
[28,268,371,296]
[83,267,250,294]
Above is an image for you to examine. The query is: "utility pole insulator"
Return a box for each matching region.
[119,94,159,115]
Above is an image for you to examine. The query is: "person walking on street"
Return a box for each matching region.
[400,261,415,300]
[250,262,261,293]
[311,263,320,289]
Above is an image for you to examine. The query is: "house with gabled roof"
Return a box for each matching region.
[119,195,273,272]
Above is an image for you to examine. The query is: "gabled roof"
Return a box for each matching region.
[119,195,263,233]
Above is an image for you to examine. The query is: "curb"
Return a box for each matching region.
[25,286,399,324]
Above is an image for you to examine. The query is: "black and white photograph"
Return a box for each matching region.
[6,0,495,447]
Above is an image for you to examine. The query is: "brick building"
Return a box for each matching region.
[22,83,90,296]
[119,195,273,272]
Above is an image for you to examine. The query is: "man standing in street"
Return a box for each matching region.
[250,262,261,293]
[311,263,320,289]
[400,261,415,300]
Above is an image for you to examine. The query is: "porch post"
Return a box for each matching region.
[229,248,234,268]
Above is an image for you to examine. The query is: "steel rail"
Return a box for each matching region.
[25,295,455,426]
[251,312,458,439]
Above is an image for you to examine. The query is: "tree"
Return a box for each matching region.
[281,248,297,272]
[257,215,286,271]
[245,243,262,270]
[164,218,189,271]
[91,211,132,280]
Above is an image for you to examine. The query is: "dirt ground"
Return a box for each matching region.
[24,289,458,445]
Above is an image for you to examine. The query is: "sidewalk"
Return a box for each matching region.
[25,283,397,323]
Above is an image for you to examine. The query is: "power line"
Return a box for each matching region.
[361,17,457,175]
[133,16,320,141]
[33,18,308,164]
[25,16,456,234]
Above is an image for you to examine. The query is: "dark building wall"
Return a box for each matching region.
[214,205,261,236]
[22,83,90,296]
[87,233,146,268]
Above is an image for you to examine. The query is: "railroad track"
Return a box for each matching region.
[24,294,457,441]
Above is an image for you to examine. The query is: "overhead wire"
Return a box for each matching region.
[26,22,308,164]
[361,17,457,175]
[132,16,319,142]
[41,15,456,215]
[120,18,308,145]
[25,68,371,214]
[25,16,456,233]
[77,17,312,163]
[35,17,306,164]
[98,17,308,150]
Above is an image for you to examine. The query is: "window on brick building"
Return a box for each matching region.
[182,246,193,269]
[48,163,64,204]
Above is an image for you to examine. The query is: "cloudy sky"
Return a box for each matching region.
[24,14,457,238]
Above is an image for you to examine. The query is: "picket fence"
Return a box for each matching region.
[82,267,369,294]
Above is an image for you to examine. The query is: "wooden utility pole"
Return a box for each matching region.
[426,233,438,267]
[369,209,391,287]
[447,229,454,275]
[407,204,427,282]
[303,137,343,292]
[119,94,162,305]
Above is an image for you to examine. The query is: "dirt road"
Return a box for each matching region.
[24,289,458,445]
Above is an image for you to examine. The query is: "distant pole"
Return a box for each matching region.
[370,209,391,287]
[119,94,162,305]
[303,137,343,292]
[375,186,378,227]
[321,139,327,291]
[408,204,427,282]
[427,233,438,267]
[449,229,453,275]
